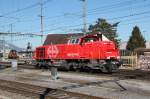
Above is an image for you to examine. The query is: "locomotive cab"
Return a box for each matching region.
[80,33,102,44]
[68,33,102,45]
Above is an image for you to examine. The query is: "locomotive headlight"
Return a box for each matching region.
[106,56,110,59]
[117,56,120,59]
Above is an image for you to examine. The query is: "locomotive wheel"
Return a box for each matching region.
[105,62,113,73]
[83,66,91,72]
[35,63,40,69]
[69,65,76,71]
[64,66,70,71]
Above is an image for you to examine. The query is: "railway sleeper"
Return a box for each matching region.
[0,79,105,99]
[0,85,41,98]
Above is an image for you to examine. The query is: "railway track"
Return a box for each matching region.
[2,62,148,82]
[17,64,149,81]
[0,62,36,69]
[0,79,104,99]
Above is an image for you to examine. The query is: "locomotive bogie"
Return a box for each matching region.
[35,59,120,73]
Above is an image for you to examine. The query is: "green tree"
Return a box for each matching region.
[126,26,146,51]
[88,18,120,47]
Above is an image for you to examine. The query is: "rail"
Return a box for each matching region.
[0,79,104,99]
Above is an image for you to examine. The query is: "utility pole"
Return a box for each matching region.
[81,0,87,34]
[10,24,13,44]
[2,36,5,57]
[40,0,44,45]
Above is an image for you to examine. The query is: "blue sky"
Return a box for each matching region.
[0,0,150,49]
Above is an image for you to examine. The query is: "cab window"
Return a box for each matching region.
[68,38,79,44]
[75,39,79,44]
[71,39,76,44]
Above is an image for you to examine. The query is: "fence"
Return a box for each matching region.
[121,56,137,67]
[120,50,137,68]
[120,49,150,70]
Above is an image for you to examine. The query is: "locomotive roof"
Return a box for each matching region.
[43,32,105,45]
[43,33,83,45]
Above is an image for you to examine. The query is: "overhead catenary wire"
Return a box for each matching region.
[1,0,150,42]
[0,0,51,17]
[0,0,52,27]
[0,0,148,28]
[5,15,150,41]
[0,0,136,25]
[5,1,150,33]
[6,9,150,35]
[38,9,150,33]
[44,1,150,29]
[1,0,148,31]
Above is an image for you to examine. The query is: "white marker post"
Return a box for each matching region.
[11,59,18,71]
[51,66,58,80]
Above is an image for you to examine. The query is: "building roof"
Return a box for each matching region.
[134,48,150,52]
[43,33,83,45]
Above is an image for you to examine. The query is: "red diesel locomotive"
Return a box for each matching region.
[34,32,121,73]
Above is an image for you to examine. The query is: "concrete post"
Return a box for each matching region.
[51,66,58,80]
[11,59,17,71]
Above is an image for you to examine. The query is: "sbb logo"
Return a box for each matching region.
[47,46,59,58]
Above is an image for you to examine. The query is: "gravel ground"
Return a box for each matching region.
[67,85,150,99]
[0,68,150,99]
[0,89,34,99]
